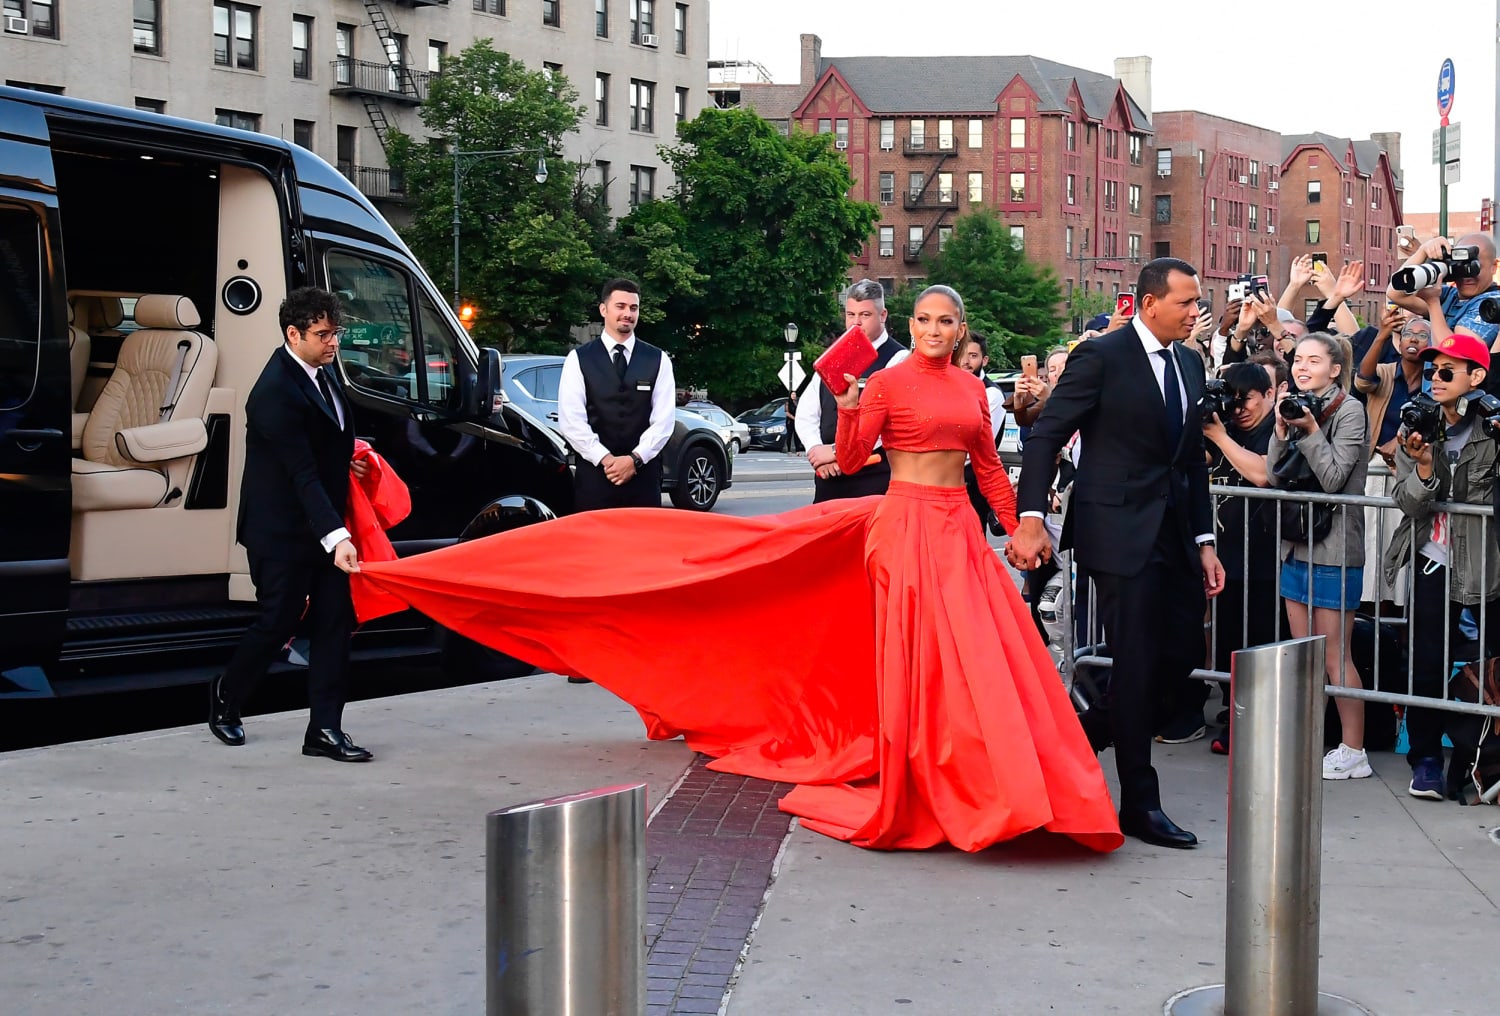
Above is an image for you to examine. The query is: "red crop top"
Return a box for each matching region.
[834,351,1019,532]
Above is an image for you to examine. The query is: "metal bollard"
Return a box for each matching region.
[1167,638,1371,1016]
[487,783,647,1016]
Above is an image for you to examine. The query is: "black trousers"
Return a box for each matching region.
[813,459,890,503]
[574,457,663,511]
[221,549,354,732]
[1407,561,1500,765]
[1087,512,1207,813]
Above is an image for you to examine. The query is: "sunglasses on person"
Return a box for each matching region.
[1424,364,1473,383]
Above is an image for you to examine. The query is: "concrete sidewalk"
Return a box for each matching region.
[3,677,1498,1015]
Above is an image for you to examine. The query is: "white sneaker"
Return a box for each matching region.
[1322,744,1373,780]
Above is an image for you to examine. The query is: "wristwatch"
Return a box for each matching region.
[630,452,644,470]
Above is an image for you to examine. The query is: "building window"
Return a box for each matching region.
[214,3,257,70]
[1248,204,1258,231]
[428,40,445,73]
[215,108,260,132]
[967,119,982,150]
[6,0,56,38]
[937,172,953,204]
[543,0,561,27]
[1008,172,1025,202]
[1065,226,1074,257]
[879,119,894,150]
[542,62,562,79]
[336,125,356,170]
[835,118,849,148]
[1154,195,1171,223]
[674,3,686,54]
[967,171,982,203]
[629,165,655,207]
[1104,180,1117,211]
[1248,248,1258,274]
[1065,175,1075,205]
[938,119,953,150]
[292,15,313,80]
[1128,233,1141,261]
[878,172,894,205]
[629,78,654,132]
[1104,129,1118,160]
[629,0,654,44]
[293,119,314,149]
[135,97,166,113]
[334,24,353,84]
[908,225,924,254]
[907,172,923,200]
[1210,198,1218,226]
[1129,134,1142,165]
[1156,148,1171,175]
[1198,149,1205,177]
[909,120,925,149]
[1344,221,1351,246]
[134,0,161,53]
[1066,121,1075,152]
[878,225,894,256]
[1128,183,1141,216]
[1307,179,1321,203]
[1210,244,1218,270]
[1010,225,1025,250]
[594,71,608,124]
[8,80,67,95]
[1306,220,1321,244]
[595,0,607,36]
[1249,159,1260,187]
[1009,118,1025,149]
[816,118,831,135]
[473,0,505,12]
[1372,186,1382,209]
[938,226,953,252]
[595,159,611,210]
[674,87,688,124]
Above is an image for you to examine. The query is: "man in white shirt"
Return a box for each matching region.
[557,278,676,512]
[794,279,908,502]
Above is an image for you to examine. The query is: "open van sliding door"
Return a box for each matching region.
[0,102,72,692]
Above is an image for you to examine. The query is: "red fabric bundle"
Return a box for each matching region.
[346,439,412,624]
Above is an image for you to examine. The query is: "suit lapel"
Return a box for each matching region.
[281,347,341,428]
[1167,342,1198,462]
[1117,331,1172,451]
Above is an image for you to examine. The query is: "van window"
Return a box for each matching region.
[414,288,463,414]
[0,205,44,411]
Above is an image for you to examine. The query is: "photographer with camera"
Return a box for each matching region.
[1387,234,1500,357]
[1382,333,1500,801]
[1267,333,1372,780]
[1200,363,1287,754]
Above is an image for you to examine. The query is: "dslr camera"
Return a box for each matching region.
[1390,246,1482,293]
[1467,391,1500,441]
[1279,390,1326,422]
[1399,392,1444,444]
[1477,297,1500,324]
[1199,377,1243,423]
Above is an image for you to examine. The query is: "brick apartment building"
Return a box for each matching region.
[1150,111,1285,312]
[785,36,1155,307]
[1278,132,1405,324]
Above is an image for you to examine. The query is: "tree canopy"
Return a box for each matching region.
[387,40,605,352]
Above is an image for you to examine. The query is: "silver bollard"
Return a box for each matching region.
[487,783,647,1016]
[1166,638,1371,1016]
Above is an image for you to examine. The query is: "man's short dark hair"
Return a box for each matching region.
[601,277,640,303]
[279,287,343,334]
[1223,361,1273,398]
[964,330,987,357]
[1138,257,1198,300]
[1248,350,1290,389]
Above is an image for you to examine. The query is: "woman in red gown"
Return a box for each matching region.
[357,286,1122,853]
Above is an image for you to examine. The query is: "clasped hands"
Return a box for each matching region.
[1003,515,1226,597]
[601,453,639,485]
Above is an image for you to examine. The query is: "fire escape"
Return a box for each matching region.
[328,1,444,201]
[901,135,957,263]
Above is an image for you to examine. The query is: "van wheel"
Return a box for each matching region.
[670,444,723,511]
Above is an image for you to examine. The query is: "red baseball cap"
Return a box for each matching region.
[1422,332,1491,372]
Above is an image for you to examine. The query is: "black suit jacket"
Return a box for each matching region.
[1018,325,1213,577]
[236,347,355,560]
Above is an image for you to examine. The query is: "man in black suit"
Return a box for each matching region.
[209,287,372,762]
[1007,258,1225,848]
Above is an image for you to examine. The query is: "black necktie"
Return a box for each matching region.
[612,345,628,380]
[1156,348,1183,454]
[316,367,340,424]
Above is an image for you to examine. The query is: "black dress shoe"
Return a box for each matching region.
[302,729,373,762]
[567,676,594,685]
[1119,808,1198,849]
[208,674,245,746]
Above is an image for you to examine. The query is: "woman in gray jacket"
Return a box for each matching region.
[1267,332,1371,781]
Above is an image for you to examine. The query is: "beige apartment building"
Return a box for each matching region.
[0,0,707,213]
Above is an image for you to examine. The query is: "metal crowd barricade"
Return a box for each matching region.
[1053,481,1500,734]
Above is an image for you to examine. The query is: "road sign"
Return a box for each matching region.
[1431,122,1461,164]
[777,357,806,391]
[1437,57,1455,122]
[1444,159,1461,185]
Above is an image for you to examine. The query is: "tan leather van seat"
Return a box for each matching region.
[71,295,218,512]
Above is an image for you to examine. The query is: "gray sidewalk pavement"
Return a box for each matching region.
[4,676,1499,1015]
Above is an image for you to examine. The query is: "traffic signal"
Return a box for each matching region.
[458,303,478,331]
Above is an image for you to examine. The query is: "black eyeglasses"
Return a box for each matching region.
[1425,365,1471,383]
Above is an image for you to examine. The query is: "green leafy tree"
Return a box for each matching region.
[609,109,877,398]
[917,208,1066,366]
[388,41,605,352]
[1068,289,1114,331]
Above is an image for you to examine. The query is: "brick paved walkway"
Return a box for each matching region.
[644,757,797,1015]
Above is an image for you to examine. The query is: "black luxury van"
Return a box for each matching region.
[0,87,575,697]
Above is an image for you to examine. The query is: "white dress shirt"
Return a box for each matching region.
[556,334,677,467]
[985,384,1005,440]
[794,331,909,451]
[283,345,351,553]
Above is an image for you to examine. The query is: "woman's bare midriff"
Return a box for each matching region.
[886,448,968,488]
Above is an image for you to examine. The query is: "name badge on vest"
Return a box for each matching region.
[857,378,869,389]
[636,382,652,392]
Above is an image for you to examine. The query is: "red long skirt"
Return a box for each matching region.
[357,482,1122,853]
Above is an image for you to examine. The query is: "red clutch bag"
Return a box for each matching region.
[813,326,878,396]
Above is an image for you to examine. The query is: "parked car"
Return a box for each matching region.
[502,354,732,511]
[683,402,751,455]
[737,398,792,449]
[988,370,1024,476]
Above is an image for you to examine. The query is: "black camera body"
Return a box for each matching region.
[1467,391,1500,441]
[1399,392,1444,444]
[1279,390,1324,422]
[1390,246,1483,294]
[1478,297,1500,325]
[1199,377,1242,422]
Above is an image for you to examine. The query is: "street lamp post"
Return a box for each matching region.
[451,142,550,311]
[782,322,799,453]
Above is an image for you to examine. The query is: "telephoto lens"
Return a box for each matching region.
[1479,297,1500,325]
[1390,262,1445,294]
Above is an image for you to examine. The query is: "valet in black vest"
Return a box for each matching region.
[807,336,906,502]
[557,280,677,512]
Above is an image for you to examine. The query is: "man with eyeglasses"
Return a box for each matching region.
[211,287,374,763]
[1383,333,1500,801]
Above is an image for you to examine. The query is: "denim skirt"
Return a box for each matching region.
[1280,556,1363,610]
